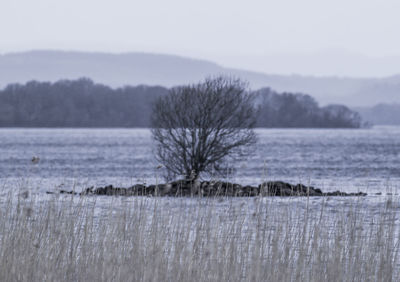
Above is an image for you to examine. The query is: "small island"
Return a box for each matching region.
[51,180,367,197]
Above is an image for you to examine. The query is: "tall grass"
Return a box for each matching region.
[0,193,399,281]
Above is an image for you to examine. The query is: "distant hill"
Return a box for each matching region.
[0,78,361,128]
[354,104,400,125]
[1,50,400,107]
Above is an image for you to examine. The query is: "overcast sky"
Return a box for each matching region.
[1,0,400,77]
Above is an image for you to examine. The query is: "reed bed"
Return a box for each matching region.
[0,192,399,281]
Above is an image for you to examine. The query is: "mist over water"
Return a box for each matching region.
[0,127,399,195]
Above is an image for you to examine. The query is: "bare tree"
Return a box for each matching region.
[151,76,256,181]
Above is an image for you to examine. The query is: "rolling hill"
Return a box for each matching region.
[1,50,400,107]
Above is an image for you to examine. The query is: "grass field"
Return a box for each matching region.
[0,192,399,281]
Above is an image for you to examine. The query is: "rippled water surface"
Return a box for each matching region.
[0,126,399,194]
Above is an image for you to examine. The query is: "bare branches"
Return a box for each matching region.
[151,76,256,180]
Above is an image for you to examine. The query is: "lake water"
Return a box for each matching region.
[0,126,399,195]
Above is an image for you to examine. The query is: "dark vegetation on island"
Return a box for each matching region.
[0,78,362,128]
[49,180,367,197]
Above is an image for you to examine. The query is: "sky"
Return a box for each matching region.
[1,0,400,77]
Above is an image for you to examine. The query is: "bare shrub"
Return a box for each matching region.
[151,76,256,180]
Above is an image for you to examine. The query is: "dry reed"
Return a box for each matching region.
[0,192,399,281]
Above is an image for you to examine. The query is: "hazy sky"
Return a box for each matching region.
[1,0,400,77]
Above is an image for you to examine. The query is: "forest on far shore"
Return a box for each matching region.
[0,78,363,128]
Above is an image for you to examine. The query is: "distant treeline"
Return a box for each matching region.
[0,78,362,128]
[0,78,167,127]
[255,88,363,128]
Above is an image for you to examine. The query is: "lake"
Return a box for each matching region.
[0,126,399,195]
